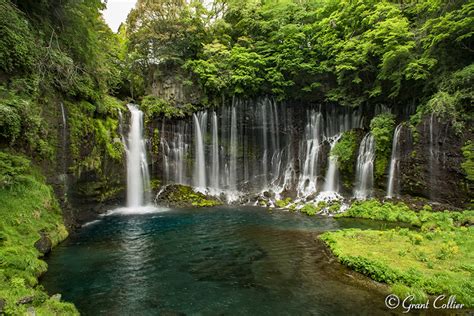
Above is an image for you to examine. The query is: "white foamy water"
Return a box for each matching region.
[103,205,169,216]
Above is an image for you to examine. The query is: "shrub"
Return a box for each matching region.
[0,0,36,73]
[275,198,292,208]
[140,95,196,120]
[370,114,395,178]
[0,152,30,188]
[331,131,357,174]
[301,204,317,216]
[461,141,474,182]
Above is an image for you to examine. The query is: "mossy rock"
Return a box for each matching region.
[156,184,222,208]
[275,197,292,208]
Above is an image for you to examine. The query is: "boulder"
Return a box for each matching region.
[155,184,222,208]
[16,296,33,305]
[34,232,52,255]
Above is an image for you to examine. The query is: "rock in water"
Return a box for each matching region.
[34,232,52,255]
[155,184,222,208]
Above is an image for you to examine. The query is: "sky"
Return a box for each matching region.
[102,0,138,32]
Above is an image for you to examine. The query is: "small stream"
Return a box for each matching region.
[42,207,400,315]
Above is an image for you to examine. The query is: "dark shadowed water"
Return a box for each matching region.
[41,206,396,315]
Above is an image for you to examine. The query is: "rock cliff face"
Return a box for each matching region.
[149,65,202,106]
[399,116,472,207]
[147,98,472,208]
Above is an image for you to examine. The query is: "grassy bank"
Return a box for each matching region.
[0,152,78,315]
[321,200,474,307]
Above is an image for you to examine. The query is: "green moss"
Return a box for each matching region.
[0,152,78,315]
[67,98,125,177]
[370,114,395,179]
[300,201,330,216]
[328,201,341,214]
[462,140,474,182]
[320,227,474,306]
[152,128,160,155]
[140,95,197,120]
[336,199,473,230]
[391,283,428,304]
[275,197,292,208]
[331,131,358,174]
[0,86,55,160]
[0,0,36,73]
[301,203,318,216]
[0,151,30,187]
[158,184,222,208]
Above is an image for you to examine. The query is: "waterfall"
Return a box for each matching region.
[354,133,375,200]
[229,106,238,190]
[210,112,220,189]
[157,100,369,201]
[298,111,322,196]
[59,102,68,196]
[387,124,403,198]
[323,134,342,192]
[126,104,151,207]
[428,114,439,199]
[193,113,207,189]
[261,101,269,188]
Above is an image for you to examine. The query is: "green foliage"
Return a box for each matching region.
[321,226,474,307]
[300,204,317,216]
[0,152,78,315]
[331,131,357,174]
[410,63,473,134]
[0,85,55,160]
[124,0,473,110]
[391,283,428,304]
[0,0,36,73]
[158,184,222,208]
[462,141,474,182]
[67,98,125,178]
[337,199,473,230]
[0,151,30,188]
[140,95,196,119]
[300,201,333,216]
[370,114,395,178]
[328,201,342,214]
[275,198,292,208]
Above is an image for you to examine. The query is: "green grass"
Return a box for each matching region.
[321,227,474,306]
[322,199,474,307]
[0,152,78,315]
[336,199,474,230]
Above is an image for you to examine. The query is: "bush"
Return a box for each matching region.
[0,0,36,73]
[370,114,395,178]
[140,95,196,120]
[301,204,317,216]
[331,131,358,174]
[337,199,473,230]
[275,198,292,208]
[0,152,30,188]
[461,141,474,182]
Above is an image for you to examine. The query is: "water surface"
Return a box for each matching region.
[42,206,394,315]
